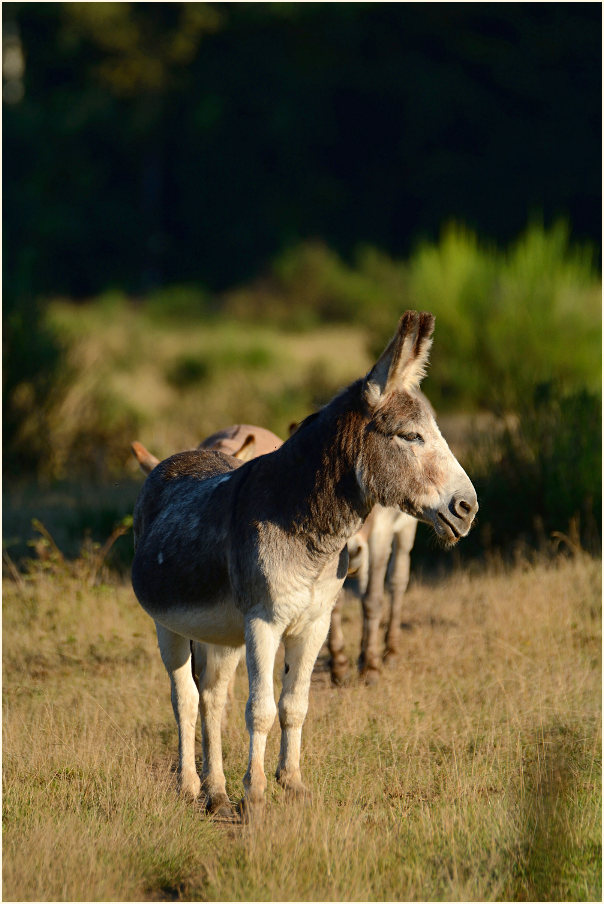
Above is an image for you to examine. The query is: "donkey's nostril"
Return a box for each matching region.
[451,496,477,520]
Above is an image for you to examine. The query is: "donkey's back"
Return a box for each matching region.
[133,448,237,543]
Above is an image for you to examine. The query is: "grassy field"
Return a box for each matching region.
[3,551,601,901]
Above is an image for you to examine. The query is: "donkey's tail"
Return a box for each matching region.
[131,441,161,475]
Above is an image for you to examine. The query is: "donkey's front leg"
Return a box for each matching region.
[276,610,332,797]
[198,642,243,817]
[242,617,281,811]
[156,624,201,798]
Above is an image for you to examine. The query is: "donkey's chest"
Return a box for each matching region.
[265,546,349,633]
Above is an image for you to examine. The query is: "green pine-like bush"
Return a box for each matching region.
[222,221,600,414]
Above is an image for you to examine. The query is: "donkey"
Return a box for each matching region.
[134,429,417,687]
[131,311,478,818]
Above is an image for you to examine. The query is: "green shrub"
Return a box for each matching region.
[41,388,142,481]
[165,355,209,389]
[226,222,600,416]
[402,224,499,408]
[366,221,601,412]
[211,222,604,416]
[485,221,600,410]
[3,294,68,476]
[144,284,213,322]
[272,241,377,323]
[469,382,602,554]
[223,241,382,328]
[165,342,277,390]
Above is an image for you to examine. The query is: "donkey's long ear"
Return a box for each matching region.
[365,311,435,405]
[232,434,256,462]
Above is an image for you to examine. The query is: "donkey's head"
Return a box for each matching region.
[356,311,477,546]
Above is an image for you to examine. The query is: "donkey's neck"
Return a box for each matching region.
[260,380,370,563]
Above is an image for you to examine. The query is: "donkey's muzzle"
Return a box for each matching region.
[431,488,478,544]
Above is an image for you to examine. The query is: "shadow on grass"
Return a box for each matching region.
[508,725,602,901]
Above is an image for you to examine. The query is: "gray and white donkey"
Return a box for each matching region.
[133,432,417,687]
[131,311,478,817]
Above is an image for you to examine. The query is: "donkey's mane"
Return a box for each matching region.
[286,379,365,446]
[267,379,369,545]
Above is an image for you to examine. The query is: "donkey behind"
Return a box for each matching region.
[131,422,282,473]
[131,312,478,817]
[328,505,418,684]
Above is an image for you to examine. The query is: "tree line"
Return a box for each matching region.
[3,2,601,302]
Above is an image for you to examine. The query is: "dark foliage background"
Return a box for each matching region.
[2,2,601,564]
[4,2,601,300]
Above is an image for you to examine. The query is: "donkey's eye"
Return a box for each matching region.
[397,432,424,444]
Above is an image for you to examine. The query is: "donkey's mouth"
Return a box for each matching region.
[436,512,461,542]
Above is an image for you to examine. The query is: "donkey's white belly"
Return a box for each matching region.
[152,597,246,647]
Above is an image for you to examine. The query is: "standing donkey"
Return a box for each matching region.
[134,427,419,687]
[131,311,478,818]
[131,423,282,473]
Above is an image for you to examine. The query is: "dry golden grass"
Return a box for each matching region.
[3,553,601,901]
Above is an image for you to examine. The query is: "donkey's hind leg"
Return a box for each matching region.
[359,520,392,683]
[384,517,417,663]
[327,593,349,685]
[156,623,201,798]
[198,642,243,817]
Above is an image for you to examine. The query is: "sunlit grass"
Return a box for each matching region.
[3,553,601,901]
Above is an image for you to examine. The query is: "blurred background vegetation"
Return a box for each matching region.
[3,2,601,571]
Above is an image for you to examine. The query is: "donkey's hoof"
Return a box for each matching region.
[330,667,349,686]
[330,654,349,680]
[277,773,311,801]
[383,649,398,668]
[285,782,312,803]
[206,793,236,820]
[179,774,201,799]
[238,796,265,824]
[362,667,381,686]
